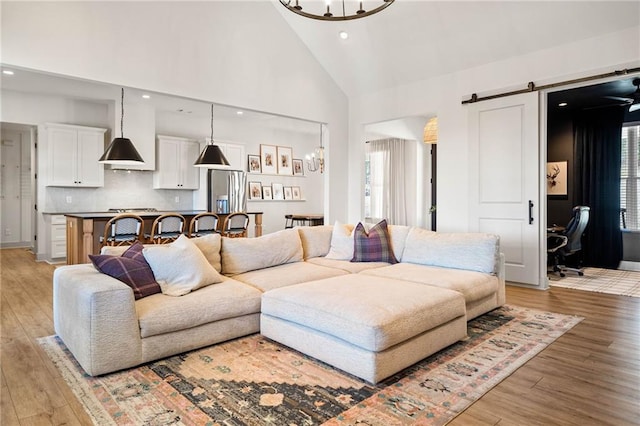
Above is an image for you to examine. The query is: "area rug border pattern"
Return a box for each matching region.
[38,305,583,426]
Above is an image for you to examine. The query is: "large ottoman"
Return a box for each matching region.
[260,274,467,383]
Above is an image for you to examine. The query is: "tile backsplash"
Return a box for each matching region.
[44,170,194,212]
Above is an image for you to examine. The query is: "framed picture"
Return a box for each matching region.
[547,161,568,197]
[284,186,293,200]
[292,186,301,200]
[277,146,293,175]
[248,181,262,200]
[260,144,277,174]
[248,155,261,173]
[272,183,284,200]
[262,186,273,200]
[293,158,304,176]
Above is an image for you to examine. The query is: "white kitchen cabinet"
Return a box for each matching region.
[218,141,246,171]
[153,135,200,189]
[46,123,106,187]
[49,215,66,260]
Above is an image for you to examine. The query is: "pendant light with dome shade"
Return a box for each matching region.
[194,104,231,168]
[99,88,145,165]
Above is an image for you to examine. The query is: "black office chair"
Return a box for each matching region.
[547,206,590,277]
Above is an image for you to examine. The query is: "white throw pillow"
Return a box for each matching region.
[325,221,355,260]
[143,234,224,296]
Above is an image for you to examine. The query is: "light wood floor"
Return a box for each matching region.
[1,248,639,426]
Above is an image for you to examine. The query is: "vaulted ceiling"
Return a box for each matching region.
[275,1,640,98]
[2,1,639,114]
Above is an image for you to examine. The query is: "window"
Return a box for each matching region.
[621,124,640,230]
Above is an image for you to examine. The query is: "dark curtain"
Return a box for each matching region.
[573,106,624,268]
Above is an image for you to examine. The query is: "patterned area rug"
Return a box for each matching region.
[549,267,640,297]
[38,305,582,425]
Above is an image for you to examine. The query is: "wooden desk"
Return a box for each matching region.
[65,211,263,265]
[547,225,566,234]
[285,214,324,228]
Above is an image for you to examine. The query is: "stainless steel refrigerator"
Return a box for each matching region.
[207,169,247,214]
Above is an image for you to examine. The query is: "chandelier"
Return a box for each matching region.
[306,124,325,173]
[279,0,395,21]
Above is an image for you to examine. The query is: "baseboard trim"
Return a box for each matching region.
[619,261,640,272]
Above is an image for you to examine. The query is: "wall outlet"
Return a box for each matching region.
[175,196,179,203]
[4,228,11,236]
[66,196,72,203]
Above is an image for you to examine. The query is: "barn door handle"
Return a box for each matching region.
[528,200,534,224]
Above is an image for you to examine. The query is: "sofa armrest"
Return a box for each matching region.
[53,264,143,376]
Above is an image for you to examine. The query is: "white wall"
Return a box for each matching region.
[349,26,640,232]
[1,0,348,223]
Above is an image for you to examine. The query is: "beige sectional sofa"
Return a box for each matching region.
[53,224,505,383]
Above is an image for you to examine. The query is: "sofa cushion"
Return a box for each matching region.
[100,245,134,256]
[402,228,500,274]
[136,277,262,338]
[325,221,355,260]
[306,257,390,273]
[143,234,224,296]
[232,262,348,292]
[190,233,222,272]
[388,224,411,261]
[261,274,466,352]
[297,225,333,259]
[361,263,500,303]
[89,242,161,300]
[221,228,303,275]
[352,220,398,264]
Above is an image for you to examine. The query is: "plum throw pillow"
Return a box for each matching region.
[89,242,161,300]
[351,219,398,264]
[143,234,224,296]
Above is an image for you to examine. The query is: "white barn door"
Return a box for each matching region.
[468,92,541,286]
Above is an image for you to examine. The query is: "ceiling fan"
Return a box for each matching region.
[605,78,640,112]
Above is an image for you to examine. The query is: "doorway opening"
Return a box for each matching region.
[363,116,432,228]
[546,77,640,275]
[0,122,37,250]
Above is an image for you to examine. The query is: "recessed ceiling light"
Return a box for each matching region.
[558,102,568,107]
[339,31,349,40]
[237,111,244,115]
[2,70,15,75]
[142,94,151,99]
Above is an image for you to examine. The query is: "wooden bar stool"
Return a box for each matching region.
[100,213,144,247]
[147,213,186,244]
[222,212,250,238]
[188,212,220,237]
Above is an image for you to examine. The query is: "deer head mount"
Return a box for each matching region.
[547,164,560,187]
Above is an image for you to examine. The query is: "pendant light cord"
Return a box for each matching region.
[120,87,125,138]
[210,104,214,145]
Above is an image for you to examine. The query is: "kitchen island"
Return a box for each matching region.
[65,211,263,264]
